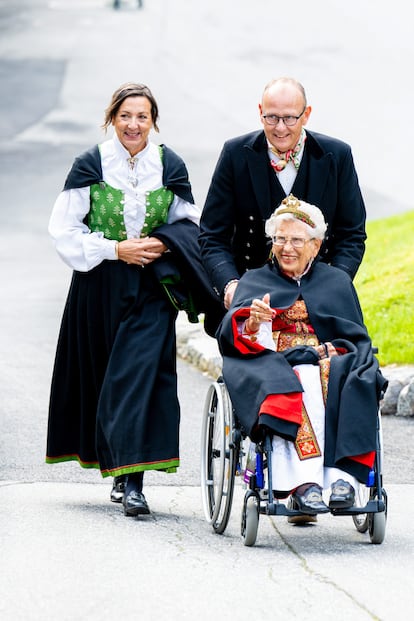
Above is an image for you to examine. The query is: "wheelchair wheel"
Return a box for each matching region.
[352,482,370,533]
[368,489,387,544]
[241,491,259,547]
[366,415,387,543]
[200,380,238,534]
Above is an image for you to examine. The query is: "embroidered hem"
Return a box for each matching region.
[46,454,179,476]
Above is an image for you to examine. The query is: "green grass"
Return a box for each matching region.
[354,210,414,365]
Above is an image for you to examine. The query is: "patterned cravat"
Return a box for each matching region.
[270,129,306,172]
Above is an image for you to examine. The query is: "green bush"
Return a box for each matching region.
[354,210,414,365]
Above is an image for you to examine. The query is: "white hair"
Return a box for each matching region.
[265,199,328,240]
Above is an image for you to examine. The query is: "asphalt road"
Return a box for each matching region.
[1,1,414,620]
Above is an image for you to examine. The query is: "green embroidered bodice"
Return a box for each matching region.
[88,147,173,240]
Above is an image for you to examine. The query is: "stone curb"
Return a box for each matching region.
[176,319,222,380]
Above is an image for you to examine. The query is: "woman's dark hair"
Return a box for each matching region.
[102,82,159,132]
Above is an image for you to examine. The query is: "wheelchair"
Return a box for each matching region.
[200,377,387,547]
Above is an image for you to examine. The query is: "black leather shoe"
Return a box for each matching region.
[329,479,355,509]
[291,485,329,515]
[110,476,127,503]
[123,490,150,516]
[287,495,318,523]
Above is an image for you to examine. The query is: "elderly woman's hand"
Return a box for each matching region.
[315,342,338,359]
[246,293,275,333]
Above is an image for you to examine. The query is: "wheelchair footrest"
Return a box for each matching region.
[330,499,386,516]
[259,498,386,517]
[261,502,294,517]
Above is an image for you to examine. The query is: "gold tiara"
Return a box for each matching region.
[276,194,316,229]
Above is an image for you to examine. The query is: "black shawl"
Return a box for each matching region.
[217,260,387,482]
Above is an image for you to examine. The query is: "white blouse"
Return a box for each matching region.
[49,136,200,272]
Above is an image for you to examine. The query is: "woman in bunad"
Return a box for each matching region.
[46,82,213,517]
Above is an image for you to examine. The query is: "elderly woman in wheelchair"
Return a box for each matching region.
[216,195,387,528]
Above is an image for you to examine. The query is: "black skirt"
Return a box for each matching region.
[46,260,180,477]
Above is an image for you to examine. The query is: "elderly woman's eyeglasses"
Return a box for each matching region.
[262,107,306,127]
[272,236,313,248]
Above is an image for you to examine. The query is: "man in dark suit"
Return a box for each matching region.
[199,77,367,309]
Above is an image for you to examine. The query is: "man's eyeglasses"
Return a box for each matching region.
[272,235,312,248]
[262,107,306,127]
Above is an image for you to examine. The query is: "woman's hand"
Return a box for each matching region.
[246,293,275,332]
[315,342,338,359]
[117,236,168,267]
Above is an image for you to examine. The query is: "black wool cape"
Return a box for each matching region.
[217,260,387,483]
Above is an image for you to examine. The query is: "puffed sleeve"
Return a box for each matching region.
[48,187,118,272]
[167,194,200,226]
